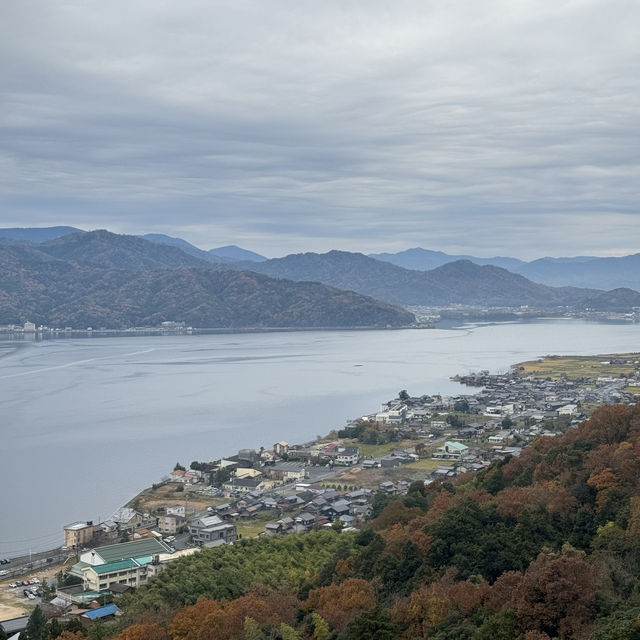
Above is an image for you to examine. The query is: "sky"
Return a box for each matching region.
[1,0,639,259]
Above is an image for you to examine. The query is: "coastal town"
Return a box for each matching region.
[2,353,640,636]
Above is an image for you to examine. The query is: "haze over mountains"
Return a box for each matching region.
[0,227,638,330]
[370,247,640,291]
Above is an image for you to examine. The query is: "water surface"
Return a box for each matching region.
[1,320,638,556]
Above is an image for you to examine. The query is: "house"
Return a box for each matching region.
[274,441,289,456]
[64,521,96,549]
[374,404,407,424]
[189,515,237,545]
[295,512,316,530]
[268,462,306,482]
[433,441,469,460]
[223,476,264,494]
[157,514,185,535]
[379,481,396,494]
[109,508,143,533]
[558,404,578,416]
[336,446,360,466]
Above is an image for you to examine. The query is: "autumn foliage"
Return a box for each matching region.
[75,403,640,640]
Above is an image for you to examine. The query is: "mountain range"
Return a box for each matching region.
[2,226,638,291]
[369,247,640,291]
[233,250,613,309]
[0,234,414,329]
[1,228,638,327]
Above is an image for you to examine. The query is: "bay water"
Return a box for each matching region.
[1,319,639,557]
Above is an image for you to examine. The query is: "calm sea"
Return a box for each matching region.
[1,319,638,556]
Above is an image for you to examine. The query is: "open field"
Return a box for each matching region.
[515,354,639,380]
[127,483,226,515]
[235,512,278,539]
[405,459,453,471]
[343,439,418,458]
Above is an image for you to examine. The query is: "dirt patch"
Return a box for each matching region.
[126,483,225,515]
[0,564,69,620]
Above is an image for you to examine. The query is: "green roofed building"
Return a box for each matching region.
[68,538,176,593]
[433,440,470,460]
[80,537,172,565]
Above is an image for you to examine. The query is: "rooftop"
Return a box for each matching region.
[91,538,171,563]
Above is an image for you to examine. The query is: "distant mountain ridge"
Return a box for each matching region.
[369,247,640,290]
[369,247,525,272]
[1,227,637,291]
[0,237,414,329]
[237,250,617,309]
[0,226,84,243]
[209,245,267,262]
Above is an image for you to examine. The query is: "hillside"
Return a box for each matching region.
[0,244,414,329]
[99,403,640,640]
[39,229,213,270]
[240,250,606,308]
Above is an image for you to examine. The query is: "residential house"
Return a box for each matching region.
[274,441,289,456]
[189,515,237,545]
[63,521,95,549]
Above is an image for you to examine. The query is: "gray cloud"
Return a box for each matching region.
[1,0,638,258]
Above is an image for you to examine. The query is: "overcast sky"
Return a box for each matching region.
[1,1,638,258]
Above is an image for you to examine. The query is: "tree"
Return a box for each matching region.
[173,461,185,471]
[511,551,596,639]
[109,625,169,640]
[280,624,301,640]
[243,617,262,640]
[311,613,330,640]
[214,466,232,487]
[26,606,47,640]
[399,390,409,401]
[454,399,470,413]
[340,607,398,640]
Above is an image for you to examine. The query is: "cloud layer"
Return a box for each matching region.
[1,0,638,258]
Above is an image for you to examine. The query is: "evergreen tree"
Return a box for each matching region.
[26,606,47,640]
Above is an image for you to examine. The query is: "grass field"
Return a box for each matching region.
[516,354,638,380]
[625,386,640,394]
[235,513,275,539]
[405,459,453,471]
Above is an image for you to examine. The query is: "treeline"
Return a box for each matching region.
[40,404,640,639]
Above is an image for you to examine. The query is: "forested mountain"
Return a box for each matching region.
[39,230,213,270]
[0,243,414,329]
[239,250,612,308]
[76,404,640,640]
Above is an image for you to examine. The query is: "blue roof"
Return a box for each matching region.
[83,603,120,620]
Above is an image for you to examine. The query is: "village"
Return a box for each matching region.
[2,353,640,637]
